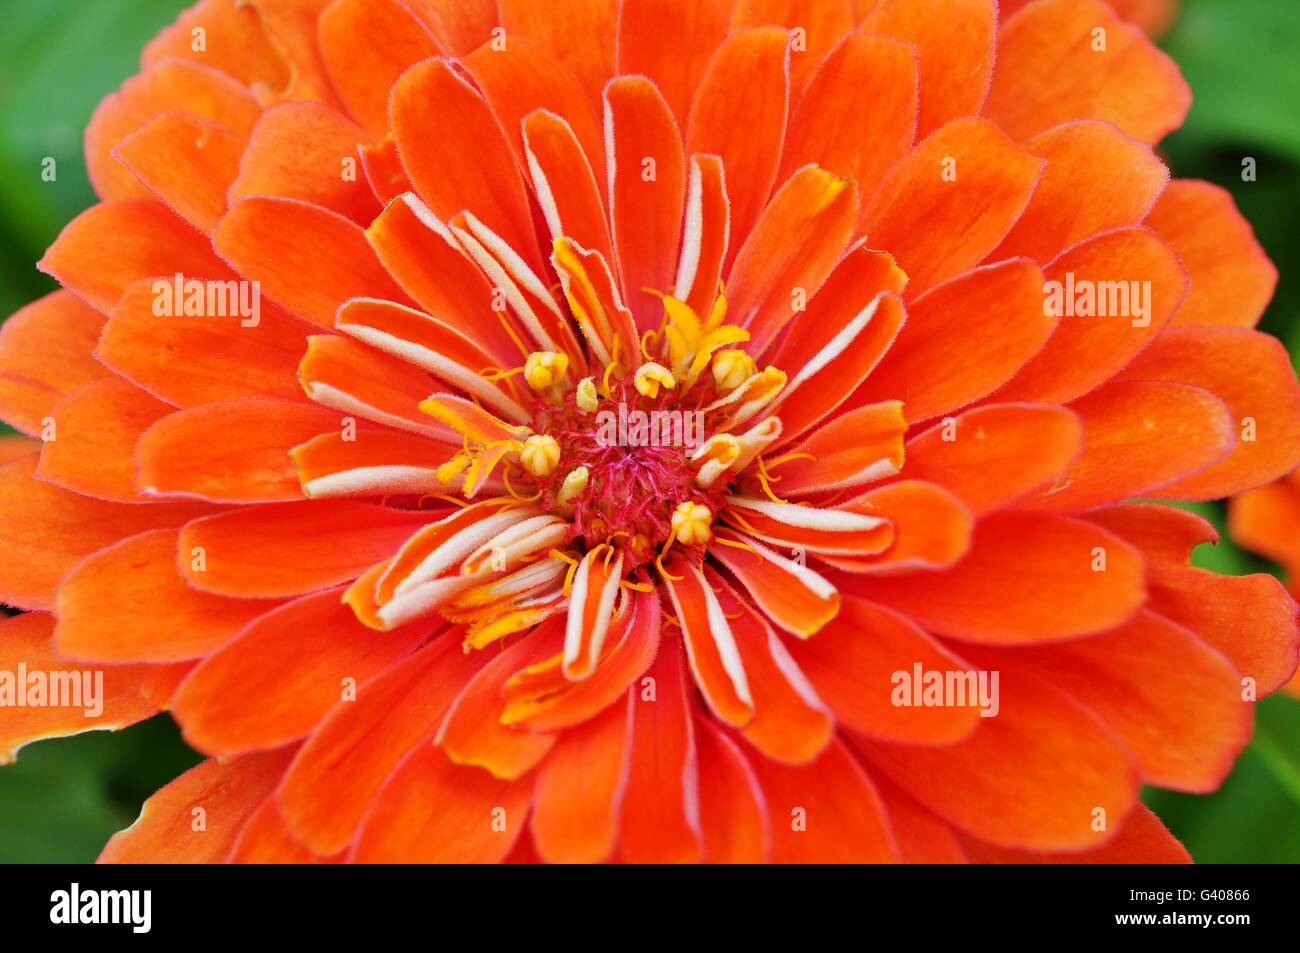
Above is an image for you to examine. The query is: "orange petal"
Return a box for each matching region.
[228,102,379,225]
[959,803,1189,864]
[0,291,109,435]
[1229,479,1300,583]
[502,586,661,732]
[463,37,605,179]
[498,0,616,111]
[297,332,459,440]
[179,500,435,598]
[292,428,458,499]
[728,165,858,350]
[1115,326,1300,498]
[239,0,340,105]
[676,154,732,317]
[852,258,1053,423]
[389,57,542,274]
[437,624,563,780]
[40,200,233,314]
[113,112,245,235]
[1017,610,1251,792]
[99,748,294,863]
[874,774,967,863]
[523,110,615,267]
[778,32,917,216]
[213,196,411,330]
[616,0,728,128]
[141,0,290,90]
[829,479,973,573]
[1089,503,1300,694]
[1148,180,1278,328]
[318,0,442,135]
[54,527,278,663]
[784,596,980,744]
[993,227,1189,404]
[777,400,906,498]
[985,0,1189,142]
[605,77,686,330]
[767,243,906,367]
[0,435,39,464]
[0,612,156,764]
[530,692,633,863]
[85,58,260,201]
[351,740,533,862]
[173,587,427,754]
[859,0,996,137]
[724,496,894,557]
[407,0,499,55]
[0,455,212,611]
[859,660,1139,851]
[331,299,524,421]
[732,0,855,97]
[993,120,1169,263]
[364,193,521,366]
[715,578,834,764]
[663,558,754,727]
[277,634,491,855]
[849,511,1145,644]
[860,118,1044,296]
[686,27,790,265]
[901,403,1083,515]
[710,528,841,638]
[98,278,309,408]
[137,399,339,502]
[35,378,172,502]
[1020,381,1232,512]
[694,718,769,862]
[229,796,341,864]
[750,735,900,862]
[618,639,703,862]
[771,291,907,443]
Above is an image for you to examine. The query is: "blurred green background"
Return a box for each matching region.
[0,0,1297,862]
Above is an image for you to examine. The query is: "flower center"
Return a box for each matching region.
[522,373,727,564]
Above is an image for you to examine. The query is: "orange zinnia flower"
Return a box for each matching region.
[0,0,1296,864]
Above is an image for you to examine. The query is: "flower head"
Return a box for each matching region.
[0,0,1296,864]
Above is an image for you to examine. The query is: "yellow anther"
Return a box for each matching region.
[671,501,713,545]
[520,434,561,477]
[524,351,569,392]
[712,348,756,393]
[575,376,600,412]
[556,466,589,505]
[634,361,676,399]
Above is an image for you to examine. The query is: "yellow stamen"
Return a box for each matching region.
[575,376,600,413]
[756,469,790,505]
[712,535,757,555]
[670,501,713,545]
[556,466,589,506]
[634,361,676,398]
[621,579,654,592]
[524,351,569,392]
[418,492,469,509]
[712,348,757,393]
[501,465,543,502]
[763,451,817,470]
[497,311,531,362]
[520,434,561,477]
[548,549,580,596]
